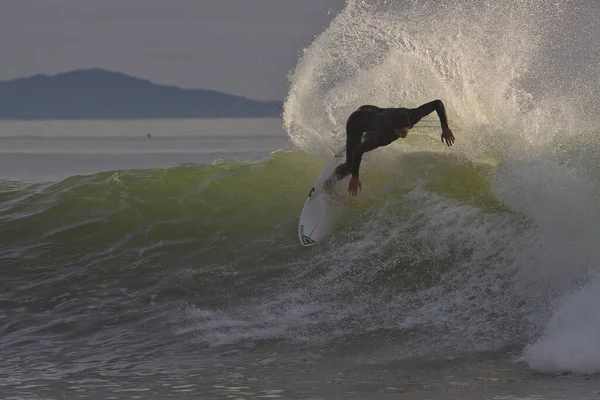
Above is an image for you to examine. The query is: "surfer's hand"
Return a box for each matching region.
[348,176,361,196]
[441,127,455,146]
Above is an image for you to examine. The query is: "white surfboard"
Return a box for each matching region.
[298,146,349,246]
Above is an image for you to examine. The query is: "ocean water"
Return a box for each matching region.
[0,118,291,181]
[4,0,600,399]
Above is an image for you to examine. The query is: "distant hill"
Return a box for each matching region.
[0,69,283,120]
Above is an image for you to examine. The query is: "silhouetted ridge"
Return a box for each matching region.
[0,69,282,119]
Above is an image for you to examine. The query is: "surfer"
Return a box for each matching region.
[325,100,455,196]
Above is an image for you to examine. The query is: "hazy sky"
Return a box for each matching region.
[0,0,345,100]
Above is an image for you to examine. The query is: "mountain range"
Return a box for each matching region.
[0,69,283,120]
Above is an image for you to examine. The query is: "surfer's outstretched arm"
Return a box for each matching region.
[411,100,449,128]
[411,100,455,146]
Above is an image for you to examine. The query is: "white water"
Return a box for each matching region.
[282,0,600,374]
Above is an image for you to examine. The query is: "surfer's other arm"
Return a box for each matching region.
[350,140,380,178]
[348,140,380,196]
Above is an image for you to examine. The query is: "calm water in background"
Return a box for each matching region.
[0,118,291,181]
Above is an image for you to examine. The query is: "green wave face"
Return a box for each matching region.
[0,148,502,267]
[3,126,599,367]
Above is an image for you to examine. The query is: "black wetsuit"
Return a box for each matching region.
[331,101,448,180]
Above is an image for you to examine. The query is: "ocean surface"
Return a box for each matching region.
[0,119,291,182]
[4,1,600,399]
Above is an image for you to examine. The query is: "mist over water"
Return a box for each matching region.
[284,0,600,373]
